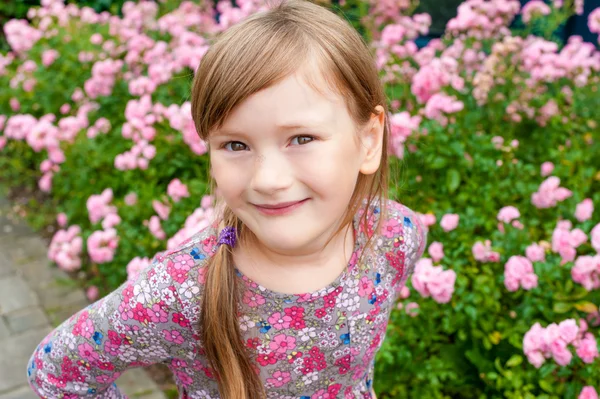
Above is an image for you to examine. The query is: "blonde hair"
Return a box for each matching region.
[190,0,391,397]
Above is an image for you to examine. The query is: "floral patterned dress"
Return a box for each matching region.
[27,198,427,399]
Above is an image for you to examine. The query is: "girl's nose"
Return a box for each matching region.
[249,152,293,195]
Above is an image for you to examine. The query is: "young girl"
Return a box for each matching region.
[27,1,427,398]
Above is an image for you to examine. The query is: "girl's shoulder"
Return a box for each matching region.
[158,222,220,263]
[136,223,220,331]
[382,198,427,237]
[363,197,427,244]
[372,198,428,290]
[152,223,220,289]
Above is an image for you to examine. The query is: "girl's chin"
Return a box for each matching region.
[253,232,319,254]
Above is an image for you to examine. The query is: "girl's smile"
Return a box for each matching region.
[253,198,311,216]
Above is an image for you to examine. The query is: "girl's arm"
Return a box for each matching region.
[26,253,193,398]
[371,388,378,398]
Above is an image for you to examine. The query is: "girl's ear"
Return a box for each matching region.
[359,105,385,175]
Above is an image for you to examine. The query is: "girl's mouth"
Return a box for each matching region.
[253,199,310,215]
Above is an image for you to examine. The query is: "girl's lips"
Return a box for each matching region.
[253,199,309,215]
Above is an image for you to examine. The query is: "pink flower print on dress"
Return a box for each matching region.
[270,334,296,353]
[163,329,185,344]
[257,351,278,366]
[167,261,189,284]
[268,312,292,330]
[72,312,94,339]
[285,306,306,330]
[243,290,266,308]
[311,388,335,399]
[386,248,406,285]
[381,217,402,238]
[172,254,194,272]
[358,276,375,297]
[202,235,217,254]
[78,342,100,363]
[266,370,292,387]
[147,303,168,323]
[132,303,151,324]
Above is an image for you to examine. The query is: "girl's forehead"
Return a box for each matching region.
[218,72,346,131]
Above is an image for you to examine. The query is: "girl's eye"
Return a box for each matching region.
[223,141,248,151]
[291,135,315,145]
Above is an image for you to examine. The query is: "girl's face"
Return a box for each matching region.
[208,64,384,257]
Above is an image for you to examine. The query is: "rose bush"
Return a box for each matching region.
[1,0,600,397]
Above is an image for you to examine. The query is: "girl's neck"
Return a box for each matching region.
[233,221,355,276]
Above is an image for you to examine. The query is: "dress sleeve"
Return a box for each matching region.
[26,252,194,398]
[382,200,428,301]
[397,208,427,289]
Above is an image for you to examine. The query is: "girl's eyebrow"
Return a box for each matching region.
[210,130,250,139]
[213,120,325,138]
[276,121,323,130]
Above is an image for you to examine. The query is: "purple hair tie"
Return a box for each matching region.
[217,226,237,247]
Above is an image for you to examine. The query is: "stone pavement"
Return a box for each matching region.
[0,194,165,399]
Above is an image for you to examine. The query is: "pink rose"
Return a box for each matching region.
[579,387,599,399]
[504,256,538,291]
[86,286,99,302]
[575,198,594,222]
[497,206,520,223]
[541,161,554,176]
[525,243,546,263]
[440,213,459,232]
[520,273,538,290]
[405,302,419,317]
[167,178,191,203]
[557,319,579,344]
[418,212,437,227]
[571,255,600,291]
[472,240,500,263]
[552,222,587,265]
[125,192,138,206]
[427,242,444,262]
[56,212,68,227]
[521,0,551,23]
[550,338,572,366]
[592,223,600,252]
[576,334,599,364]
[152,200,171,220]
[201,195,213,209]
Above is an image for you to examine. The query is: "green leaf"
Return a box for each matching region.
[506,355,523,368]
[539,380,553,393]
[539,364,557,378]
[553,302,572,313]
[430,156,447,169]
[574,301,598,313]
[446,168,461,193]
